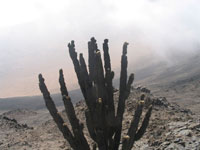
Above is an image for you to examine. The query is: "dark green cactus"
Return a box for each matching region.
[38,37,152,150]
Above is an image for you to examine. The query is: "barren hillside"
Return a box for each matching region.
[0,89,200,150]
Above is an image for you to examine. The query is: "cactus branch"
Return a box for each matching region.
[59,70,90,150]
[122,101,144,150]
[38,74,77,149]
[114,42,130,150]
[135,105,153,141]
[68,41,87,99]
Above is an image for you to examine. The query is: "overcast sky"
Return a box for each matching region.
[0,0,200,98]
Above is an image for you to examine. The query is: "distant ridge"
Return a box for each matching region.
[0,89,83,110]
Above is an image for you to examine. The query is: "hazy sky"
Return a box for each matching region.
[0,0,200,98]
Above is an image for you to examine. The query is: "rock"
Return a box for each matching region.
[188,123,200,130]
[2,116,17,123]
[161,141,170,146]
[165,143,185,150]
[168,122,188,129]
[177,129,192,137]
[179,141,185,147]
[150,140,162,146]
[153,97,169,107]
[174,138,182,143]
[0,115,33,130]
[141,87,151,93]
[185,137,200,150]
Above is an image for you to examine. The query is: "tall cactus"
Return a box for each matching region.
[38,37,152,150]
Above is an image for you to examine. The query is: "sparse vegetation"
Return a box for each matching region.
[38,37,152,150]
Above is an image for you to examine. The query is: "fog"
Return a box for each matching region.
[0,0,200,97]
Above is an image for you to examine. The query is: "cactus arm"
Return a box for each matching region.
[116,42,129,122]
[79,53,90,84]
[68,41,87,99]
[103,39,115,127]
[85,110,97,141]
[80,53,100,143]
[114,42,130,150]
[103,39,111,71]
[38,74,77,149]
[88,37,98,82]
[89,38,109,149]
[125,74,134,100]
[80,42,107,149]
[79,53,95,110]
[95,99,108,150]
[122,101,144,150]
[134,105,153,141]
[59,69,69,96]
[94,50,106,100]
[59,70,90,150]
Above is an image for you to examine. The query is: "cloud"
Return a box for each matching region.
[0,0,200,97]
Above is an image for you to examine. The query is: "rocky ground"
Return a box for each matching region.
[0,88,200,150]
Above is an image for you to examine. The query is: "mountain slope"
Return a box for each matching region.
[133,51,200,115]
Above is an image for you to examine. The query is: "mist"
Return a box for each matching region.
[0,0,200,97]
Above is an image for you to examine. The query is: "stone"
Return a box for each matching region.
[165,143,185,150]
[177,130,192,137]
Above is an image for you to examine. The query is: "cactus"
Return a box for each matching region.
[38,37,152,150]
